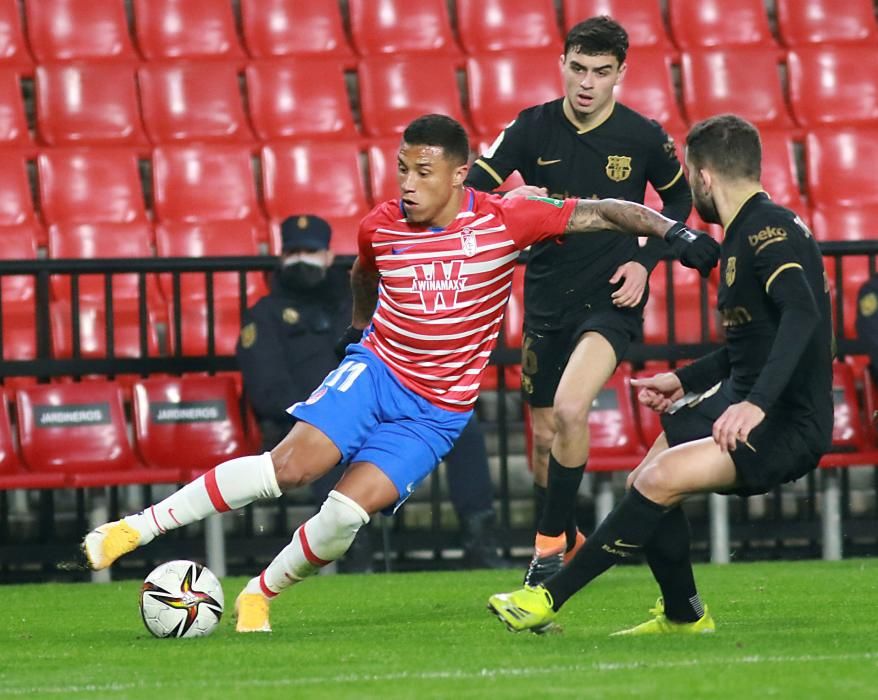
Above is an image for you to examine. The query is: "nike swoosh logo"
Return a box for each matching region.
[537,157,562,166]
[391,245,417,255]
[613,539,639,549]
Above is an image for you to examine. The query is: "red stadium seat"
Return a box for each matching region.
[0,152,40,231]
[16,381,147,479]
[348,0,461,59]
[261,141,369,254]
[776,0,878,47]
[812,204,878,242]
[358,55,466,138]
[456,0,562,54]
[155,221,267,302]
[668,0,778,50]
[0,226,38,363]
[643,262,719,345]
[37,148,147,224]
[466,50,563,137]
[562,0,676,51]
[805,127,878,208]
[156,221,267,356]
[35,64,148,148]
[588,365,647,471]
[788,45,878,129]
[0,395,70,490]
[0,68,32,150]
[681,48,796,131]
[133,375,249,478]
[615,48,687,134]
[245,58,357,142]
[138,62,254,145]
[132,0,245,62]
[24,0,138,63]
[0,0,32,71]
[240,0,354,62]
[819,361,878,468]
[48,222,164,360]
[152,144,262,223]
[759,130,807,214]
[47,221,160,302]
[0,396,19,474]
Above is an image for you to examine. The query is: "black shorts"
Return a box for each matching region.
[660,382,822,496]
[521,304,642,408]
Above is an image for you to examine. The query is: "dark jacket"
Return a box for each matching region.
[236,266,351,447]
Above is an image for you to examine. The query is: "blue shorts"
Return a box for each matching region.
[288,345,473,511]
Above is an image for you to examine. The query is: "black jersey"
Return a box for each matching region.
[465,99,686,329]
[717,192,834,448]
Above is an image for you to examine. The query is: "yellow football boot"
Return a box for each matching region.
[82,520,143,570]
[487,585,557,634]
[235,592,272,633]
[611,598,716,636]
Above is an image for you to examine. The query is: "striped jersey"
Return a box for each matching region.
[357,187,576,411]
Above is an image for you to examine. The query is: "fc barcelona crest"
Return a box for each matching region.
[460,227,477,257]
[605,155,632,182]
[725,257,737,287]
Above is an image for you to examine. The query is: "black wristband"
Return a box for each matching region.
[334,325,364,361]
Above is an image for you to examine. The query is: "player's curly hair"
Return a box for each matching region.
[686,114,762,181]
[565,16,629,64]
[403,114,470,166]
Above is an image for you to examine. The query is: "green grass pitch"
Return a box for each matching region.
[1,559,876,699]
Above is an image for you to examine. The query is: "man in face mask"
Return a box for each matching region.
[237,214,347,452]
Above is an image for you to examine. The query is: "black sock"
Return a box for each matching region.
[538,454,585,538]
[646,507,703,622]
[565,512,580,553]
[533,483,547,532]
[544,487,666,610]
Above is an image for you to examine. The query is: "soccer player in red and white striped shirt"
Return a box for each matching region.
[83,114,717,633]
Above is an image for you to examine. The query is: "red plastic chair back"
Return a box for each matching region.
[132,0,244,61]
[16,381,142,473]
[133,375,249,475]
[36,63,147,147]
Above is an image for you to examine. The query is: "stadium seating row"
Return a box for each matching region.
[2,44,877,151]
[0,375,251,490]
[2,0,877,69]
[3,129,878,254]
[2,359,872,490]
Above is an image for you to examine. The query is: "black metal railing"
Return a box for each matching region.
[0,241,875,579]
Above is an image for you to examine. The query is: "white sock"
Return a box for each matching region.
[125,453,282,543]
[254,490,370,599]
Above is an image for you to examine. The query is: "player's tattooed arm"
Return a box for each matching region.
[564,198,674,238]
[350,257,380,329]
[565,198,721,277]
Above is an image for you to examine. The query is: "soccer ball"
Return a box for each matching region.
[139,560,224,638]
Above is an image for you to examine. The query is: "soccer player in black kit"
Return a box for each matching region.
[464,16,692,584]
[488,114,834,635]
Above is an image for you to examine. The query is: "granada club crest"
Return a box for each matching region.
[725,256,737,287]
[411,260,467,313]
[460,227,478,257]
[605,155,632,182]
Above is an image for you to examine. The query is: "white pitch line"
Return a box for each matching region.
[2,652,878,696]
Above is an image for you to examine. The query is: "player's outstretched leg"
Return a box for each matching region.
[610,598,715,636]
[82,452,282,570]
[235,490,370,632]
